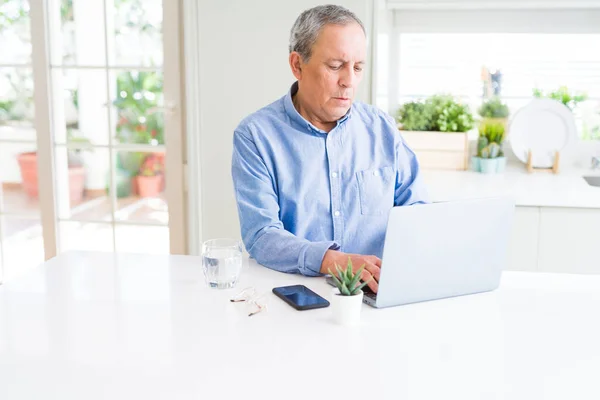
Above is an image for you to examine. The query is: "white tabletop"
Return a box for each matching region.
[1,251,599,400]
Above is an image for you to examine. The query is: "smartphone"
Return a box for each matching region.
[272,285,330,311]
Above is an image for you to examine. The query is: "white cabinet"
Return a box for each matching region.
[537,207,600,274]
[505,206,600,274]
[506,207,540,272]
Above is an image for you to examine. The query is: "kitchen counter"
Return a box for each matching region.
[422,162,600,208]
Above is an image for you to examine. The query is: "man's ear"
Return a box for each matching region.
[289,52,303,80]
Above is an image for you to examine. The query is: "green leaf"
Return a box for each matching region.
[328,268,344,290]
[335,265,344,281]
[349,265,365,291]
[340,282,351,296]
[353,279,371,294]
[396,101,433,131]
[346,257,353,279]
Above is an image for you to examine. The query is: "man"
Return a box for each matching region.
[231,5,429,293]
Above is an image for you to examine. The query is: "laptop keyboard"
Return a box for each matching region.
[327,276,377,300]
[363,289,377,300]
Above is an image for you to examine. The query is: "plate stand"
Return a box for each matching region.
[526,150,560,174]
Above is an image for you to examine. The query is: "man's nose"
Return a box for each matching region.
[339,65,357,89]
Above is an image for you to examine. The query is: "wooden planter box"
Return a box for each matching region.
[399,130,469,171]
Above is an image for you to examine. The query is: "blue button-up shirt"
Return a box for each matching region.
[231,82,430,276]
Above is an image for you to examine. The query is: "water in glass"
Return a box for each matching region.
[202,239,242,289]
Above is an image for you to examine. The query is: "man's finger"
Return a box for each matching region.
[371,256,382,268]
[364,262,380,282]
[360,270,379,293]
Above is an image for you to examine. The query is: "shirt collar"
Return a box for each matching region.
[283,81,352,134]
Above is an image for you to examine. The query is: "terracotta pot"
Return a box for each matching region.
[16,152,86,203]
[16,152,39,198]
[137,175,163,198]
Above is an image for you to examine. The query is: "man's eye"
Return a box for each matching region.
[329,65,342,70]
[354,66,363,72]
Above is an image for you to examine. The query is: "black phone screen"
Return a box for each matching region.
[272,285,330,310]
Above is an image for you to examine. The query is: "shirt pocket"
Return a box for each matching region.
[356,166,395,215]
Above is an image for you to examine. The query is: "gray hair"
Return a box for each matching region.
[289,5,365,62]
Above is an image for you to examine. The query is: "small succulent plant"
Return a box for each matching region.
[477,119,505,159]
[488,142,501,158]
[480,146,490,159]
[479,119,506,144]
[477,136,489,157]
[479,143,502,159]
[328,258,371,296]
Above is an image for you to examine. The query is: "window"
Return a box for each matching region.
[376,3,600,142]
[0,0,186,283]
[388,33,600,140]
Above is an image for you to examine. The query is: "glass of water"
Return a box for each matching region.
[202,238,243,289]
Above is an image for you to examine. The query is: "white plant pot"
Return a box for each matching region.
[331,288,364,326]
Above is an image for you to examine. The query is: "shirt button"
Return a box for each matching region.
[373,170,380,176]
[334,211,340,217]
[331,172,338,178]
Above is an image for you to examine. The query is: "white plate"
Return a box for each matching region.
[509,99,577,168]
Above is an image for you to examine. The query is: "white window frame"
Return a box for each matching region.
[375,2,600,116]
[0,0,189,278]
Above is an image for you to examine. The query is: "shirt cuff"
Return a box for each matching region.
[299,241,340,277]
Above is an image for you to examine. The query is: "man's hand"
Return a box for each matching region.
[320,250,381,293]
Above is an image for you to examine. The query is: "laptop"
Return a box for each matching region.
[327,197,515,308]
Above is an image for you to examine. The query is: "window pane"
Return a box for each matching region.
[53,0,108,67]
[114,151,168,224]
[59,221,114,253]
[54,147,111,220]
[0,0,31,64]
[53,68,111,146]
[396,33,600,139]
[0,142,40,216]
[115,224,169,254]
[54,68,165,147]
[1,216,44,281]
[0,67,34,126]
[398,33,600,98]
[111,69,164,145]
[110,0,163,67]
[51,0,162,67]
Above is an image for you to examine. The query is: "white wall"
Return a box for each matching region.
[193,0,373,244]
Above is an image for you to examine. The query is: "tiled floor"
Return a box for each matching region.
[2,186,168,224]
[0,185,170,282]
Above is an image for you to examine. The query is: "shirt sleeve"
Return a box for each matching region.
[231,129,340,276]
[384,113,431,206]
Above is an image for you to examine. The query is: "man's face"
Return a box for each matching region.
[294,23,366,124]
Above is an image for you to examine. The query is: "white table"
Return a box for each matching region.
[1,251,599,400]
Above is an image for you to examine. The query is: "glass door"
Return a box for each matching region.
[0,0,186,283]
[0,0,45,282]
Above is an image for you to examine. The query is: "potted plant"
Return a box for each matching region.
[112,71,165,195]
[16,130,88,204]
[136,153,164,197]
[397,95,475,170]
[472,119,506,174]
[328,259,371,327]
[478,96,510,128]
[533,86,587,112]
